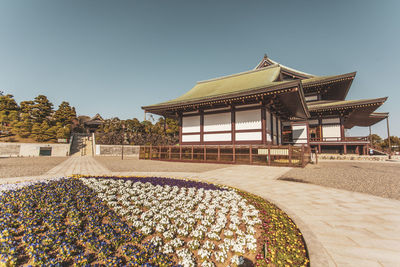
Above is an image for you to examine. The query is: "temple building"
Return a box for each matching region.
[142,55,388,155]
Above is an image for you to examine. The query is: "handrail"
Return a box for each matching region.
[139,144,310,168]
[309,136,369,142]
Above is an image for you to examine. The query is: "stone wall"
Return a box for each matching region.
[95,145,140,157]
[0,143,70,157]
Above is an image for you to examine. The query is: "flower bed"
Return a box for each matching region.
[0,176,309,266]
[0,178,173,266]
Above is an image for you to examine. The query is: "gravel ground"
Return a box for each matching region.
[95,156,230,173]
[278,161,400,200]
[0,157,68,178]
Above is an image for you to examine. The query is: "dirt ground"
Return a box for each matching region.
[95,156,230,173]
[0,157,68,178]
[278,161,400,200]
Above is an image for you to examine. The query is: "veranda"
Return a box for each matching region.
[139,144,311,167]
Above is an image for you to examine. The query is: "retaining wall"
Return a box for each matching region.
[0,142,70,157]
[95,145,140,157]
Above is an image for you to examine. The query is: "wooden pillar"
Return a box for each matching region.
[340,117,345,141]
[387,116,391,159]
[179,146,182,160]
[369,126,372,146]
[261,107,266,145]
[249,145,253,164]
[233,144,236,163]
[169,146,172,159]
[276,116,280,145]
[191,145,194,161]
[179,116,182,145]
[268,144,271,165]
[344,144,347,155]
[288,145,292,166]
[149,144,152,160]
[204,145,206,161]
[217,145,221,162]
[318,144,321,154]
[231,106,236,145]
[200,111,204,144]
[159,145,161,159]
[355,146,359,155]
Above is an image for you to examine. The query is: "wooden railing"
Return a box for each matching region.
[309,136,369,143]
[139,144,311,167]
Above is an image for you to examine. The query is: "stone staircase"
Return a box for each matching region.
[70,134,93,156]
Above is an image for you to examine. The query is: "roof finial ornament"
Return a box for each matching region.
[264,53,268,58]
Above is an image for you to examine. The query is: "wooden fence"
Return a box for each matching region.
[139,144,311,167]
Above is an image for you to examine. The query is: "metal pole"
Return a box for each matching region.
[387,117,391,159]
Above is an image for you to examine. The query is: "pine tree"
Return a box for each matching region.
[14,120,32,138]
[0,94,19,131]
[32,95,53,123]
[53,101,77,126]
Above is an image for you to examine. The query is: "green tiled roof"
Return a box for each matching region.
[302,72,356,86]
[146,65,283,107]
[308,98,387,110]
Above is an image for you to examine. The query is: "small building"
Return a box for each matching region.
[142,55,388,155]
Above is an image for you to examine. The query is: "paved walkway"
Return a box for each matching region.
[1,157,400,266]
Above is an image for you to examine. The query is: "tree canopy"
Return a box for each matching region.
[0,93,77,142]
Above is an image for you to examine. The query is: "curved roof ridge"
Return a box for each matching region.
[267,58,316,77]
[197,64,280,84]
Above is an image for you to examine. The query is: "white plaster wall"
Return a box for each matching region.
[266,132,272,142]
[0,143,70,157]
[182,116,200,133]
[292,125,308,144]
[322,118,340,124]
[305,95,318,101]
[235,109,261,130]
[235,132,262,141]
[182,134,200,142]
[204,112,231,132]
[204,133,231,142]
[0,143,20,157]
[322,125,341,141]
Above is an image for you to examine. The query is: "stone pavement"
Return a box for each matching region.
[1,157,400,266]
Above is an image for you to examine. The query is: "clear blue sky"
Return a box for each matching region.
[0,0,399,137]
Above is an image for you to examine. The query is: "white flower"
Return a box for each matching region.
[170,237,184,248]
[201,260,215,267]
[202,240,215,250]
[230,255,240,265]
[149,236,163,248]
[214,250,227,263]
[162,243,174,254]
[163,229,175,240]
[187,240,200,250]
[140,225,153,235]
[197,248,211,260]
[224,230,234,237]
